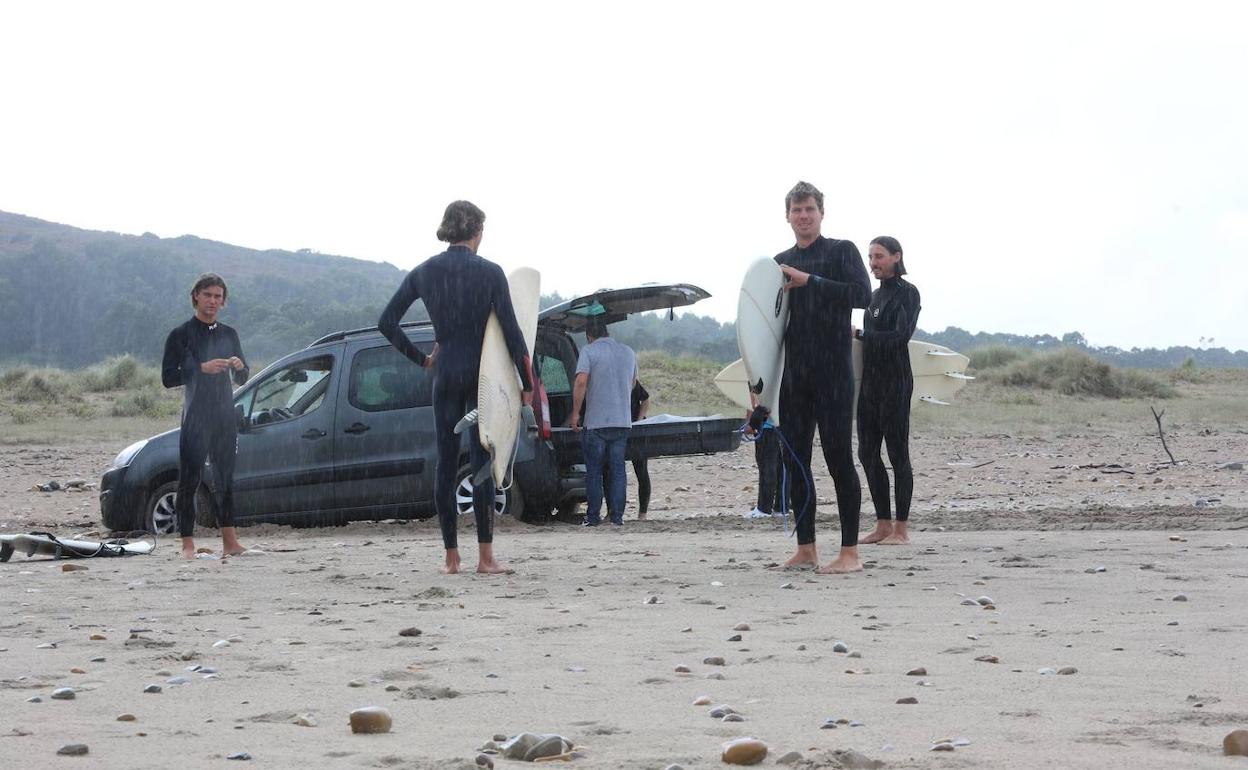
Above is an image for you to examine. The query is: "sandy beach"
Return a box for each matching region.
[3,435,1247,769]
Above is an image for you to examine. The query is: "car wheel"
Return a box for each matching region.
[455,466,518,519]
[144,481,180,535]
[554,500,582,524]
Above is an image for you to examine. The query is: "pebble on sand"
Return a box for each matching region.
[674,664,692,673]
[723,713,746,722]
[70,668,86,674]
[143,684,162,694]
[976,596,995,606]
[777,751,803,764]
[693,695,712,706]
[847,651,862,659]
[1057,666,1078,675]
[61,564,88,572]
[475,754,495,768]
[710,705,738,719]
[227,752,252,761]
[721,737,767,765]
[117,714,136,722]
[398,627,422,637]
[349,707,392,734]
[212,640,231,649]
[727,634,742,642]
[89,634,106,641]
[930,742,955,752]
[1172,594,1188,602]
[832,642,849,653]
[733,623,750,631]
[1224,730,1248,756]
[26,696,42,703]
[896,697,918,705]
[974,655,1000,664]
[56,744,89,756]
[906,667,927,676]
[348,679,366,688]
[703,656,726,666]
[51,687,76,700]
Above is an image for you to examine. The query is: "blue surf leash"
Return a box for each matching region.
[738,418,814,538]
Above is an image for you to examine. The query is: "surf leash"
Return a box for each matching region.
[737,411,814,538]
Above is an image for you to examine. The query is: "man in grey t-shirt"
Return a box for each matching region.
[569,320,637,526]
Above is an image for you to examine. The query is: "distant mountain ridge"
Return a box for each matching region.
[0,210,419,367]
[2,211,1244,370]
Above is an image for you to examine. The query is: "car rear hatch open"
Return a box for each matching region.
[538,283,711,333]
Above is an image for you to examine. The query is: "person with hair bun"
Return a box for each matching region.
[854,236,921,545]
[378,200,533,574]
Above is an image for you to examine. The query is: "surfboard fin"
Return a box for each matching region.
[944,372,975,381]
[749,377,764,395]
[453,409,479,435]
[919,395,951,406]
[471,448,497,487]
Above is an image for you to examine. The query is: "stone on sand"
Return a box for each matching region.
[1058,666,1078,675]
[398,627,422,637]
[832,642,849,653]
[975,655,1000,664]
[896,697,918,704]
[1224,730,1248,756]
[143,684,162,694]
[906,667,927,676]
[733,623,750,631]
[476,754,495,768]
[721,737,767,765]
[703,656,726,666]
[674,664,692,673]
[57,744,89,756]
[1172,594,1188,602]
[349,706,392,734]
[51,687,76,700]
[693,695,712,706]
[117,714,136,722]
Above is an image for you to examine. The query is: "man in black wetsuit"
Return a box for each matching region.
[161,273,250,560]
[774,181,872,574]
[855,236,920,546]
[378,200,532,575]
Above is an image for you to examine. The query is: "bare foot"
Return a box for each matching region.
[180,536,197,560]
[476,560,514,575]
[443,548,461,575]
[860,522,893,544]
[637,513,647,521]
[880,522,910,545]
[817,547,864,574]
[220,527,247,556]
[473,543,512,574]
[781,543,819,570]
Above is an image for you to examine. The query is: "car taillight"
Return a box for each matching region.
[537,381,552,439]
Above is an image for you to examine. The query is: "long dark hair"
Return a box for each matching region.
[870,235,906,276]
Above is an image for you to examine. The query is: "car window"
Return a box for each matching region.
[242,355,334,425]
[349,344,433,412]
[538,354,570,396]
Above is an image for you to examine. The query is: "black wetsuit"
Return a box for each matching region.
[378,246,531,550]
[857,276,920,522]
[161,318,249,537]
[774,236,871,546]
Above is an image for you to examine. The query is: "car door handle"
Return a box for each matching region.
[344,422,371,434]
[302,429,327,440]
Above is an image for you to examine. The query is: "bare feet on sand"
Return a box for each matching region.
[816,546,864,574]
[180,539,198,560]
[860,522,893,544]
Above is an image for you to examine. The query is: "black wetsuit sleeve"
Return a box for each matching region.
[378,267,429,367]
[864,286,921,352]
[809,241,871,309]
[161,325,196,389]
[229,327,250,387]
[491,267,533,391]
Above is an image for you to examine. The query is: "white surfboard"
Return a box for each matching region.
[1,533,155,561]
[736,258,790,425]
[715,340,973,415]
[476,267,541,487]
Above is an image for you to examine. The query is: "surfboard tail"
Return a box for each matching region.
[919,395,952,406]
[944,372,976,381]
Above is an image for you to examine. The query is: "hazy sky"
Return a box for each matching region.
[3,1,1245,350]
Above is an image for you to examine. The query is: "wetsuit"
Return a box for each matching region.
[161,318,249,537]
[856,276,920,522]
[378,246,532,550]
[774,236,871,546]
[754,429,782,514]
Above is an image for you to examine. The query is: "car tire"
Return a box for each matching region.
[144,481,180,535]
[554,500,582,524]
[455,466,519,520]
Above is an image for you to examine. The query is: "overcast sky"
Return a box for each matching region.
[3,1,1245,350]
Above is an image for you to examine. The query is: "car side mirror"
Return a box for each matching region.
[236,404,249,433]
